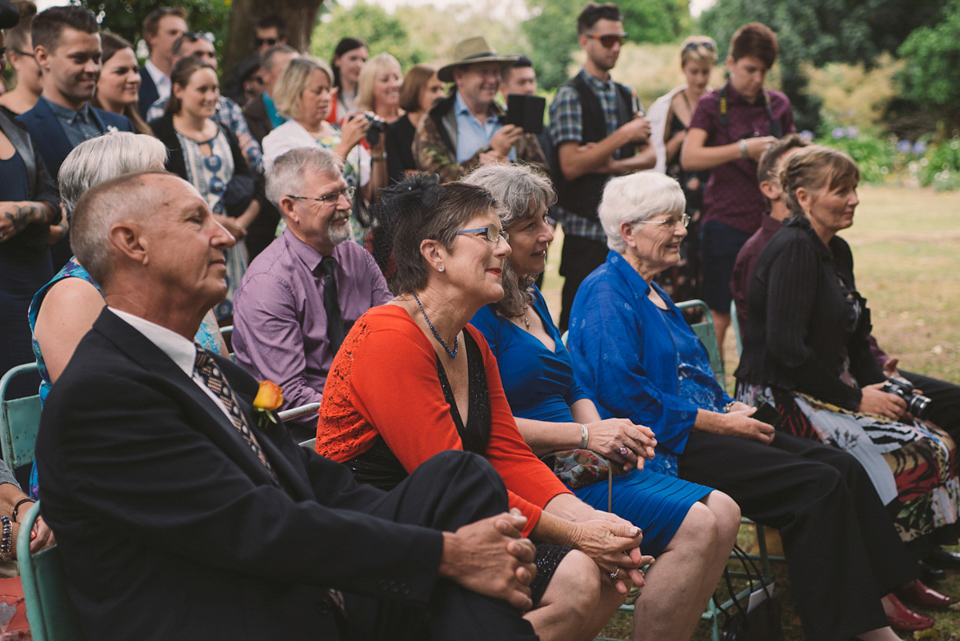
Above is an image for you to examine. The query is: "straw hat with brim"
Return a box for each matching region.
[437,37,519,83]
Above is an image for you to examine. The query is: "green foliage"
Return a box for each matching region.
[919,138,960,191]
[816,129,899,184]
[698,0,945,133]
[898,0,960,117]
[74,0,230,53]
[310,1,427,70]
[803,54,902,130]
[523,0,690,91]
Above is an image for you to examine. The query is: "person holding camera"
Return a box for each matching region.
[262,57,387,224]
[413,36,547,184]
[735,146,960,616]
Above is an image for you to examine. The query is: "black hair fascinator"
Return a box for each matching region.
[0,1,19,30]
[380,173,441,210]
[368,173,441,285]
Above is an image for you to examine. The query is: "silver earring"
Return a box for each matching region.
[438,264,445,272]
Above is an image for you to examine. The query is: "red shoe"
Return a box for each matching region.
[896,579,951,609]
[885,594,934,632]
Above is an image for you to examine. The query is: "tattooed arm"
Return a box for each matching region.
[0,201,59,242]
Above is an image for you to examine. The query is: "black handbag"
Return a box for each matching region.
[713,545,783,641]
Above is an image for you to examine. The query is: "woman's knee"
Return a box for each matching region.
[671,501,720,551]
[703,490,741,540]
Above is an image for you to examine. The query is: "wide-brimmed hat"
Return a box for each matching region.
[437,37,519,83]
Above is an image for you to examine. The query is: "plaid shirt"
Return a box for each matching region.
[549,69,641,242]
[147,95,264,175]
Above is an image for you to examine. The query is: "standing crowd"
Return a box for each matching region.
[0,1,958,640]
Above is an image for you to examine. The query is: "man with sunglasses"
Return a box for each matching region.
[138,6,187,119]
[549,2,655,332]
[222,14,288,105]
[232,147,391,442]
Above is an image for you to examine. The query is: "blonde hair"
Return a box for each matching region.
[356,52,402,113]
[272,56,333,120]
[780,145,859,217]
[680,35,717,68]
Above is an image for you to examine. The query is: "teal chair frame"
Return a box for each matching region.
[0,363,43,472]
[17,502,87,641]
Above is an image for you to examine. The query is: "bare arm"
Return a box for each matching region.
[681,127,777,171]
[0,201,58,241]
[33,277,106,383]
[557,115,652,181]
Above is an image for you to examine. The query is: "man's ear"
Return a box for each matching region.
[34,44,50,72]
[108,222,149,266]
[759,179,781,201]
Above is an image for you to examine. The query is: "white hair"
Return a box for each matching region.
[598,172,686,253]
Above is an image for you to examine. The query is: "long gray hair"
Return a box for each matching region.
[462,164,556,318]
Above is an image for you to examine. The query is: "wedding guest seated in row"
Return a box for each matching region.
[37,169,543,641]
[567,171,926,641]
[734,145,960,606]
[233,147,391,442]
[316,175,646,641]
[28,133,226,496]
[151,57,261,323]
[465,164,739,641]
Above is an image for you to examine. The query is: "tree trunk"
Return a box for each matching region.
[223,0,325,75]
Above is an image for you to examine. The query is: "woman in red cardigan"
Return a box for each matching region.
[317,176,650,641]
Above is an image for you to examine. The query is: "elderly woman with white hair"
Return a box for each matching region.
[566,170,930,641]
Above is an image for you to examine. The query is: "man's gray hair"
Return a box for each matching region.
[59,132,168,221]
[599,172,686,253]
[262,44,298,72]
[265,147,343,211]
[71,171,174,286]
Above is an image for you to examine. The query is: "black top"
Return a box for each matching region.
[345,329,491,489]
[734,215,884,410]
[385,114,417,185]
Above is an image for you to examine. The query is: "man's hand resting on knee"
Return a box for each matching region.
[439,508,537,611]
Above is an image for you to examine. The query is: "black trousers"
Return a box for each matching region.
[678,431,918,641]
[558,233,609,333]
[900,369,960,440]
[343,451,537,641]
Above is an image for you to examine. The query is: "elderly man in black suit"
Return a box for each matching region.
[35,171,540,641]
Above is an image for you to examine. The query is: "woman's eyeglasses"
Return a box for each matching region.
[456,225,509,243]
[635,213,691,229]
[586,33,627,48]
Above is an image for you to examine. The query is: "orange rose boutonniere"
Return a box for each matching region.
[253,381,284,428]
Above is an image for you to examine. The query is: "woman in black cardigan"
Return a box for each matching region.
[149,57,260,322]
[736,146,960,610]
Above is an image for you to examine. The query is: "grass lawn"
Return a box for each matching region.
[539,184,960,640]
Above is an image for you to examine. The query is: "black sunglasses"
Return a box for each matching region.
[586,33,627,48]
[255,37,278,47]
[683,41,715,53]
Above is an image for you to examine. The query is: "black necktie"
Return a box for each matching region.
[194,351,279,484]
[318,255,346,354]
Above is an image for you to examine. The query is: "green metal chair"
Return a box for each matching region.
[676,299,724,381]
[0,364,43,472]
[17,502,87,641]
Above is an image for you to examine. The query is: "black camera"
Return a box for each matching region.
[364,113,386,146]
[881,375,932,420]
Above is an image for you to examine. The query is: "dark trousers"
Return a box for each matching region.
[344,451,537,641]
[900,369,960,440]
[678,431,918,641]
[559,233,609,333]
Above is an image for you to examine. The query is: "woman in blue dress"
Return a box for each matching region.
[465,165,740,641]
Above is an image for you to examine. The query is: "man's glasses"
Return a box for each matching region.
[256,37,278,47]
[10,48,35,59]
[288,186,355,206]
[586,33,627,48]
[456,225,509,243]
[683,41,715,53]
[635,213,691,229]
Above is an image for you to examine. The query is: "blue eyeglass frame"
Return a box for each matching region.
[456,225,509,243]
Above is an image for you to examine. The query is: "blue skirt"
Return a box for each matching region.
[574,467,712,557]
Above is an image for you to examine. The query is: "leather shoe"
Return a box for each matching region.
[885,594,934,632]
[896,579,951,609]
[926,546,960,569]
[918,559,947,583]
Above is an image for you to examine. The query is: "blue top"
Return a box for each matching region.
[453,91,516,163]
[0,152,29,201]
[568,251,731,473]
[471,286,587,422]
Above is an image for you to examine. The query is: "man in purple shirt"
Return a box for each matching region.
[233,147,392,441]
[681,22,794,352]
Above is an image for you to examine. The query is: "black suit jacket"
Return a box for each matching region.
[138,67,159,120]
[37,309,443,641]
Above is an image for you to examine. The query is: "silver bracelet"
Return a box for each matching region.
[579,423,589,449]
[738,139,749,159]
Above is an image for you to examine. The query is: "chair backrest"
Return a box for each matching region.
[17,503,87,641]
[730,300,743,358]
[0,364,43,471]
[278,403,322,423]
[675,299,724,383]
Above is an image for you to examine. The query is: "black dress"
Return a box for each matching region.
[345,330,569,605]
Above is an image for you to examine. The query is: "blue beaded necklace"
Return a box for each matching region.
[412,292,458,359]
